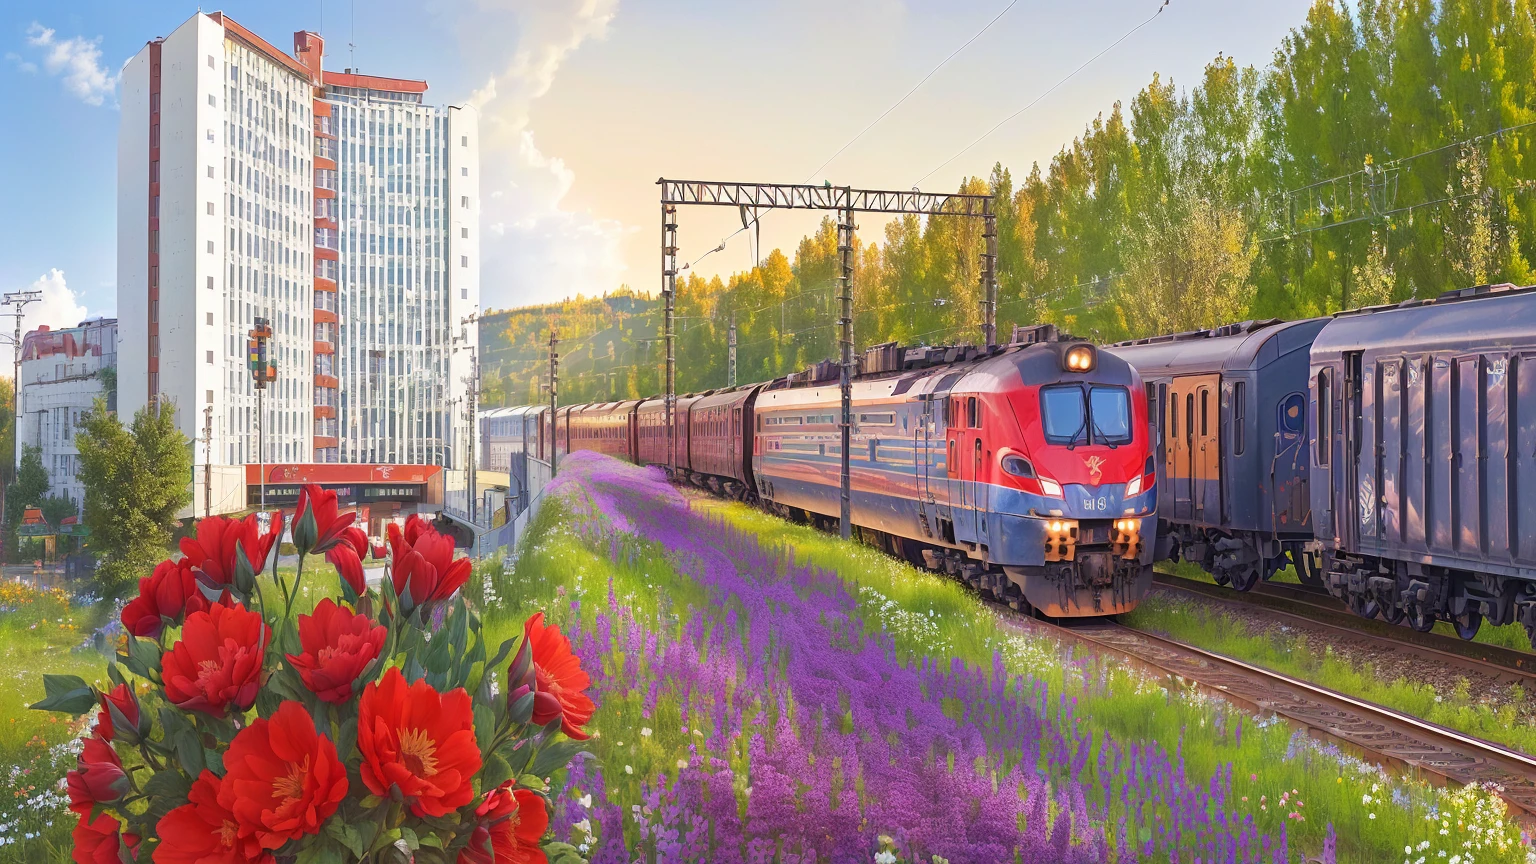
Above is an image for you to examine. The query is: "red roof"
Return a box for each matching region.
[207,13,316,82]
[323,71,428,94]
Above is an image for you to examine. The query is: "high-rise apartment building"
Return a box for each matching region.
[16,318,119,514]
[117,12,478,510]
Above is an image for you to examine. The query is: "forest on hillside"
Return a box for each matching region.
[481,0,1536,407]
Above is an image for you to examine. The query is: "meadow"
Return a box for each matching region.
[475,451,1535,863]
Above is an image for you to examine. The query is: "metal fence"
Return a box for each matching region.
[474,456,552,559]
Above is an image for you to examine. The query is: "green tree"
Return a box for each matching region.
[3,444,50,560]
[76,398,192,597]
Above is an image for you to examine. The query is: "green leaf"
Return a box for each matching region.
[508,691,535,726]
[30,674,96,715]
[474,704,496,758]
[530,740,589,780]
[175,729,205,776]
[480,753,513,791]
[325,817,367,858]
[545,841,590,864]
[126,633,163,677]
[203,747,225,776]
[398,825,420,851]
[143,769,193,801]
[417,834,444,850]
[336,716,358,760]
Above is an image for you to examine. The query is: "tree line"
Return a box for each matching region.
[477,0,1536,405]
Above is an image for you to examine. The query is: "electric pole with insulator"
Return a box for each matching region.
[728,314,737,388]
[836,203,855,541]
[203,404,213,518]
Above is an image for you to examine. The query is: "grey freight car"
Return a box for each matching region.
[1311,283,1536,642]
[1107,318,1328,591]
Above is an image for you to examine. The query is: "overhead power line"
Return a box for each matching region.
[803,0,1022,184]
[913,0,1171,188]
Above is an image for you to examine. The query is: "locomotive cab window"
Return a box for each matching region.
[1040,385,1132,446]
[1316,370,1331,466]
[967,397,980,428]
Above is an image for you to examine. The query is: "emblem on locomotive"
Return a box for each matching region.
[1083,454,1106,484]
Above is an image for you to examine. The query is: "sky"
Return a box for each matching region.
[0,0,1316,327]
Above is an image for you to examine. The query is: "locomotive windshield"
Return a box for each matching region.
[1040,385,1132,447]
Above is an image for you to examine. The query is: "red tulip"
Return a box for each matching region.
[326,525,372,596]
[293,483,357,556]
[219,701,348,850]
[358,667,481,818]
[516,612,595,740]
[95,683,146,745]
[387,518,471,613]
[66,735,128,816]
[154,770,273,864]
[120,557,208,638]
[286,599,386,703]
[458,782,549,864]
[161,602,270,718]
[180,513,283,595]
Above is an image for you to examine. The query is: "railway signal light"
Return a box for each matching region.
[249,317,274,390]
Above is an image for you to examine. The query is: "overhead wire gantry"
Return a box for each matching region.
[658,178,997,540]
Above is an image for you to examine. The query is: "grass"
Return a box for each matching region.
[481,470,1532,864]
[1124,592,1536,756]
[1157,560,1535,651]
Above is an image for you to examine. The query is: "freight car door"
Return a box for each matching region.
[1167,380,1193,521]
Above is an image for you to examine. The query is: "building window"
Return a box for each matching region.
[208,94,216,107]
[207,55,214,68]
[207,276,214,290]
[460,256,468,268]
[206,202,214,215]
[461,135,467,146]
[207,166,214,178]
[460,196,468,208]
[206,350,214,365]
[206,312,213,326]
[460,167,468,177]
[206,241,215,254]
[206,389,214,404]
[461,227,468,239]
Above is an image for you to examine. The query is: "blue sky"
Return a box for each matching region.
[0,0,1314,323]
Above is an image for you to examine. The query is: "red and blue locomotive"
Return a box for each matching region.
[547,326,1156,617]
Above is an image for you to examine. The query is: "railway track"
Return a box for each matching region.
[1152,570,1536,680]
[1024,613,1536,823]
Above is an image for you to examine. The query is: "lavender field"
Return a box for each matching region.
[477,451,1533,864]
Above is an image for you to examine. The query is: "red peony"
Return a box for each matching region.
[327,525,372,596]
[293,483,357,556]
[66,734,128,816]
[180,512,283,590]
[286,598,386,703]
[518,612,596,740]
[458,783,549,864]
[71,811,135,864]
[219,701,348,850]
[161,602,270,718]
[154,771,273,864]
[120,557,209,638]
[387,515,471,612]
[357,667,481,818]
[95,683,144,744]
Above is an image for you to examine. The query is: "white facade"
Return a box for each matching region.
[17,319,118,513]
[116,12,477,489]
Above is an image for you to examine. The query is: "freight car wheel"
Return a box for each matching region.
[1226,565,1262,593]
[1452,608,1483,641]
[1379,603,1405,626]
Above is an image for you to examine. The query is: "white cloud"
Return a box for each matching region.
[4,50,38,74]
[23,22,116,107]
[468,0,631,308]
[16,270,91,335]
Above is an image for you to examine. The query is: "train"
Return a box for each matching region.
[481,281,1536,643]
[1107,282,1536,643]
[480,327,1157,617]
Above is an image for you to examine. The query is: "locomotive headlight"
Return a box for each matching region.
[1063,344,1096,372]
[1115,519,1140,533]
[1124,476,1142,497]
[1038,478,1063,497]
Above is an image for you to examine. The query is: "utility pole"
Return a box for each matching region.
[2,290,41,468]
[836,203,855,541]
[981,207,999,348]
[661,204,678,473]
[457,312,481,526]
[548,328,559,477]
[728,314,737,388]
[203,404,213,518]
[248,318,274,511]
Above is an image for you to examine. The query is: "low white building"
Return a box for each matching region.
[17,318,119,514]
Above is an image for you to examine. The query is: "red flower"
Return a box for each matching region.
[286,598,386,703]
[387,517,471,612]
[518,612,595,740]
[161,602,270,718]
[72,811,135,864]
[219,701,348,850]
[293,483,357,556]
[458,783,549,864]
[327,525,372,595]
[95,683,144,745]
[66,735,128,816]
[120,557,209,638]
[180,513,283,591]
[154,771,273,864]
[357,667,481,818]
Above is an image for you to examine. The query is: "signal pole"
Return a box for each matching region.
[661,204,678,472]
[548,328,559,477]
[0,290,41,546]
[248,318,274,511]
[203,404,213,518]
[457,312,481,526]
[728,314,737,388]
